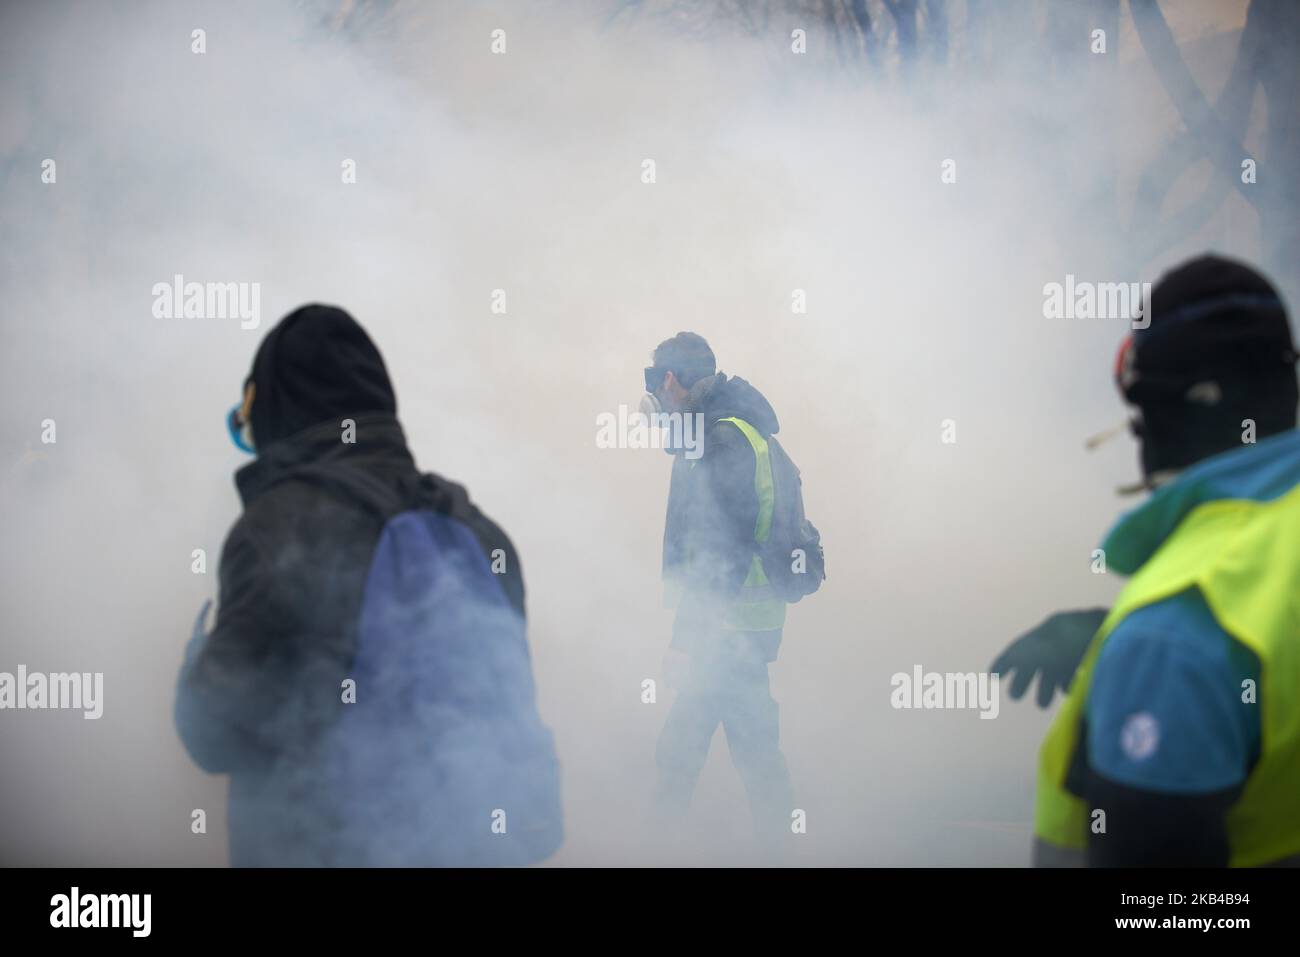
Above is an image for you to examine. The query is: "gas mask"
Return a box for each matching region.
[227,403,255,455]
[640,365,679,453]
[641,365,668,418]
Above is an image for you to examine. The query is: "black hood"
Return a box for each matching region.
[247,304,397,450]
[235,413,415,508]
[689,372,780,436]
[1127,256,1298,476]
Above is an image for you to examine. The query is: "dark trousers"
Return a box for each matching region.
[653,645,794,840]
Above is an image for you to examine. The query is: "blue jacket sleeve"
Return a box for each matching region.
[1085,588,1260,795]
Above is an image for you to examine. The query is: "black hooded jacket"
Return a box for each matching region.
[174,305,531,865]
[662,372,783,660]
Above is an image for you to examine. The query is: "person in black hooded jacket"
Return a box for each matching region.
[175,304,561,866]
[645,332,795,847]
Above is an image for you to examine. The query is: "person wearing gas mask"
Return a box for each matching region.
[643,332,818,850]
[176,304,562,866]
[999,256,1300,867]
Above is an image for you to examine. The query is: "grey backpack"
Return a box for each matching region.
[760,435,826,603]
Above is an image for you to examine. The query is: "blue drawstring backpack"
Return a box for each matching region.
[316,483,563,866]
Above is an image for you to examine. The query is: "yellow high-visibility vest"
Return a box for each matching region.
[1035,480,1300,867]
[713,416,786,632]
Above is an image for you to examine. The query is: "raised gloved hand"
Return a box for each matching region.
[991,608,1108,708]
[181,599,214,664]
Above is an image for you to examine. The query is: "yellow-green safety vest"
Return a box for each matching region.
[697,417,787,632]
[1035,481,1300,867]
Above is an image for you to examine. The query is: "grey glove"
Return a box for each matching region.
[991,608,1108,708]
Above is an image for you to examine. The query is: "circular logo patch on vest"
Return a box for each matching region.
[1120,711,1160,762]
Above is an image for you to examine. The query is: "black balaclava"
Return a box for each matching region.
[1121,256,1298,478]
[247,304,397,450]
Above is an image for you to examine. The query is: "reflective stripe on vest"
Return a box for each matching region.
[1034,482,1300,867]
[716,416,786,632]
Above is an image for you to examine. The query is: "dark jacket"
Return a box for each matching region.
[661,372,783,662]
[175,306,555,865]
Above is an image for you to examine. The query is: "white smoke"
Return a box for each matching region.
[0,0,1279,865]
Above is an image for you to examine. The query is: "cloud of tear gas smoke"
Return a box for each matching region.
[1,0,1286,865]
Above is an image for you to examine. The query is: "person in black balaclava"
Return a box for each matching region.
[177,304,562,867]
[997,256,1300,868]
[236,303,398,450]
